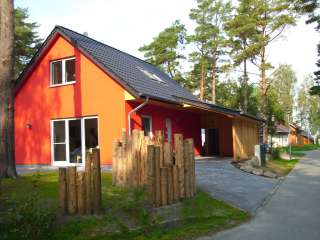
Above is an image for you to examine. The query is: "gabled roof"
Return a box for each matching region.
[276,124,290,134]
[299,130,313,140]
[15,26,264,122]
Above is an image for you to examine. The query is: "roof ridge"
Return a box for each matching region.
[55,25,165,72]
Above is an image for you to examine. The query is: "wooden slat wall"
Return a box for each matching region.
[200,113,233,156]
[232,117,259,161]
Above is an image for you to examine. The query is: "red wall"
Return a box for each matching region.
[14,34,126,165]
[126,102,202,155]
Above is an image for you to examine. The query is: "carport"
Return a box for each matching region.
[179,98,263,161]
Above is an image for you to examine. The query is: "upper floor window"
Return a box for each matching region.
[50,57,76,86]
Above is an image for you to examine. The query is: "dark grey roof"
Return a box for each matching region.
[57,26,198,103]
[16,26,264,122]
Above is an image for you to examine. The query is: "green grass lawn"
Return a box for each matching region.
[266,158,299,176]
[282,144,320,158]
[267,144,320,176]
[0,172,249,240]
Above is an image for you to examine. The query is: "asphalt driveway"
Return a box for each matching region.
[199,150,320,240]
[196,158,280,214]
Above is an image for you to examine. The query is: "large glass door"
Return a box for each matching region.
[51,117,99,166]
[69,119,82,164]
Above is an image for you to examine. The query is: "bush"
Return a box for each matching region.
[271,147,281,159]
[0,175,55,240]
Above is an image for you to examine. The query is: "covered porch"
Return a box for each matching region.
[126,97,262,162]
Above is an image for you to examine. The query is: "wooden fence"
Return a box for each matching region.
[59,148,102,215]
[113,130,196,207]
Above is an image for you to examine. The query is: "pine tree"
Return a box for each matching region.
[247,0,296,142]
[14,7,42,78]
[294,0,320,95]
[188,0,232,102]
[310,43,320,95]
[225,0,258,112]
[139,20,186,83]
[294,0,320,30]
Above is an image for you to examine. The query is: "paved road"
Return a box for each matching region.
[196,158,279,214]
[199,150,320,240]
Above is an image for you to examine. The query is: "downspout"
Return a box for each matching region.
[128,97,149,136]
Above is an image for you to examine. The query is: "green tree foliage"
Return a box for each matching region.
[139,20,186,83]
[293,1,320,95]
[297,75,320,134]
[225,0,259,112]
[294,0,320,29]
[215,80,259,116]
[245,0,296,142]
[14,7,43,78]
[188,0,232,102]
[269,64,297,121]
[310,43,320,95]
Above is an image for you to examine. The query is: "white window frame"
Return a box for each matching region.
[50,57,76,87]
[141,115,153,137]
[50,116,99,167]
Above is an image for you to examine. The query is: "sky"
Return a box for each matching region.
[15,0,319,85]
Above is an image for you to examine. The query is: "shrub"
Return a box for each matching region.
[271,147,280,159]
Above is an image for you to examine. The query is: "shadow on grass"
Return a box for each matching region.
[1,172,250,240]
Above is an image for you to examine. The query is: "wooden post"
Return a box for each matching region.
[92,148,102,214]
[131,130,139,187]
[172,165,179,202]
[137,130,144,186]
[160,167,168,206]
[85,152,93,214]
[154,146,161,207]
[77,171,86,215]
[146,145,155,204]
[174,134,184,166]
[67,166,77,214]
[175,134,184,198]
[183,139,191,198]
[112,139,120,185]
[59,168,67,215]
[167,166,174,205]
[125,135,132,186]
[140,136,150,186]
[190,139,196,196]
[155,130,164,167]
[118,142,124,186]
[163,142,173,166]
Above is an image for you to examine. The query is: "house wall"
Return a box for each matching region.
[200,113,233,156]
[232,117,260,161]
[269,134,289,147]
[125,102,202,155]
[14,34,126,165]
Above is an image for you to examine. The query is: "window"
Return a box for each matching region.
[50,57,75,86]
[51,117,99,166]
[142,116,152,137]
[52,121,66,161]
[136,66,167,85]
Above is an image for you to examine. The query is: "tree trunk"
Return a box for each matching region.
[211,50,217,104]
[0,0,17,178]
[200,59,205,101]
[260,46,268,143]
[243,59,248,113]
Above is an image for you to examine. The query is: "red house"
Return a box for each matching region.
[14,26,263,167]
